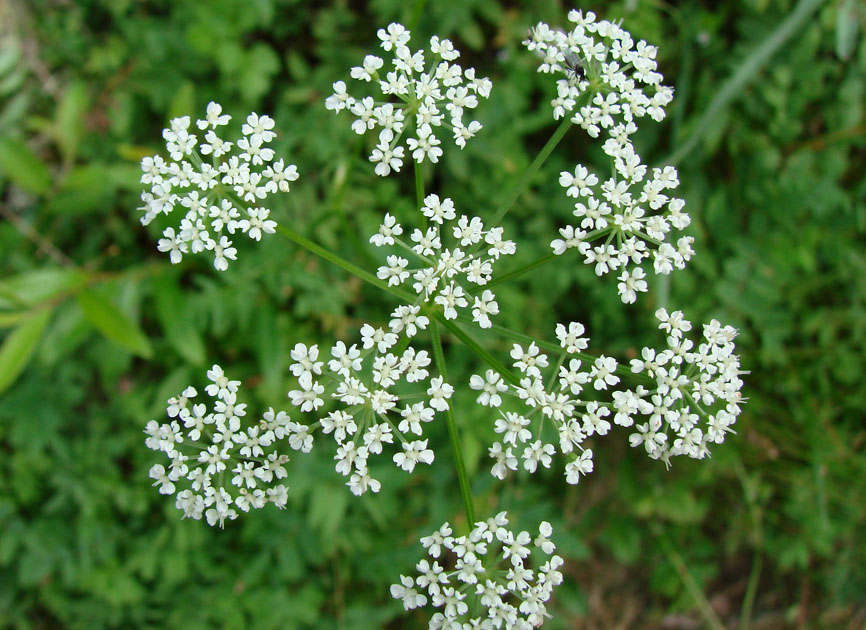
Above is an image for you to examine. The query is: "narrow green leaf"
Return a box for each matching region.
[0,311,29,328]
[0,268,87,309]
[55,81,89,165]
[167,81,195,122]
[0,308,51,395]
[0,136,52,195]
[153,276,205,365]
[77,288,153,358]
[836,0,859,60]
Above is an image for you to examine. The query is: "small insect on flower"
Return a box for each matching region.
[562,50,585,83]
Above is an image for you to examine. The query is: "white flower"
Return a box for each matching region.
[284,328,454,494]
[394,512,564,627]
[510,342,549,378]
[327,23,492,176]
[427,377,454,411]
[590,355,620,390]
[469,370,508,407]
[391,575,427,610]
[555,322,589,353]
[144,366,293,527]
[622,310,744,463]
[139,102,298,269]
[564,449,594,484]
[370,212,403,246]
[370,196,515,328]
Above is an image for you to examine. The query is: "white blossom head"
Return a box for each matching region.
[524,12,672,129]
[625,309,745,464]
[391,512,564,628]
[473,322,607,485]
[370,194,516,328]
[138,102,299,270]
[284,329,455,496]
[325,23,492,176]
[144,365,295,527]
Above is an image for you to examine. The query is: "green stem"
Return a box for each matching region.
[429,319,476,527]
[414,159,425,209]
[489,117,573,228]
[651,522,727,630]
[663,0,826,166]
[437,315,521,386]
[480,227,609,291]
[274,223,414,303]
[734,460,764,630]
[483,253,558,290]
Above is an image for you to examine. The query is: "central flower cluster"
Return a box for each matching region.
[283,327,454,496]
[325,22,492,175]
[371,194,516,328]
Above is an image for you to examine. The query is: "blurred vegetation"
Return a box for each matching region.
[1,0,865,628]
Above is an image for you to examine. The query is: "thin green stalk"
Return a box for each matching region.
[734,460,765,630]
[663,0,826,166]
[437,315,521,386]
[414,159,425,209]
[480,227,608,291]
[741,553,763,630]
[274,223,414,303]
[651,522,727,630]
[483,253,558,290]
[489,117,573,228]
[429,319,476,527]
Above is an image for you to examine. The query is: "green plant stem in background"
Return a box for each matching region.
[438,316,520,386]
[734,460,765,630]
[275,223,413,303]
[664,0,827,166]
[651,521,727,630]
[414,159,424,209]
[489,117,573,228]
[484,253,558,290]
[430,318,476,527]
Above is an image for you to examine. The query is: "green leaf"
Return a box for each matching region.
[45,165,114,215]
[0,308,51,395]
[0,311,29,328]
[153,275,205,365]
[167,80,195,121]
[0,136,52,195]
[55,81,89,165]
[77,288,153,358]
[836,0,859,60]
[0,268,86,309]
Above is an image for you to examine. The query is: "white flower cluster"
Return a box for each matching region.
[325,22,492,176]
[471,322,617,485]
[371,194,516,328]
[551,160,694,304]
[524,10,672,131]
[283,328,454,495]
[138,102,298,270]
[144,365,294,527]
[524,11,692,303]
[391,512,564,629]
[622,309,745,464]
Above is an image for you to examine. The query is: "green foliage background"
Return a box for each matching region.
[1,0,864,628]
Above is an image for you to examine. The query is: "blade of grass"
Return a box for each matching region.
[664,0,827,166]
